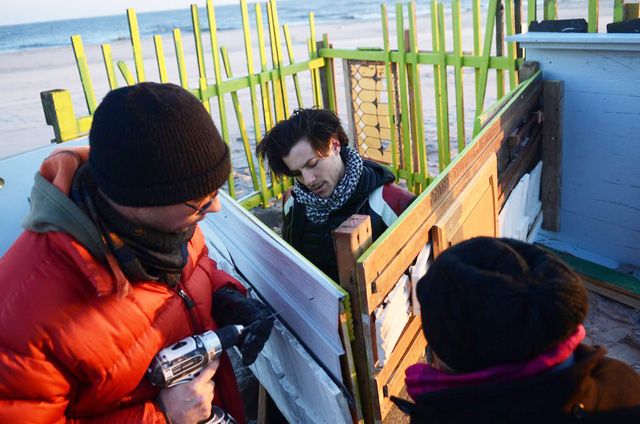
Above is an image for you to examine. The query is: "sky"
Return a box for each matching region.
[0,0,266,26]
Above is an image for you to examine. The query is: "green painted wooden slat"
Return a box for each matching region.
[191,5,207,80]
[431,0,451,170]
[472,0,482,97]
[588,0,599,32]
[71,35,98,114]
[198,76,211,113]
[528,0,537,25]
[473,0,499,136]
[395,3,413,188]
[72,61,98,115]
[206,0,235,198]
[172,29,189,89]
[221,45,260,193]
[126,9,146,82]
[265,1,285,197]
[544,0,558,20]
[271,0,292,119]
[267,0,286,123]
[321,48,516,70]
[504,0,518,90]
[283,24,304,108]
[101,44,118,89]
[153,35,169,83]
[117,60,136,85]
[407,2,427,189]
[308,12,324,108]
[437,2,451,167]
[495,0,505,100]
[614,0,624,22]
[240,0,270,207]
[381,4,399,175]
[255,3,274,133]
[322,34,337,112]
[452,0,466,153]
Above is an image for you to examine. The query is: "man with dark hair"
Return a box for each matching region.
[257,108,415,281]
[0,83,273,423]
[394,237,640,423]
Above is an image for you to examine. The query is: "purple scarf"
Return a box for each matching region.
[406,324,586,398]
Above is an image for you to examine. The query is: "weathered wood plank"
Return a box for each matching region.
[358,74,542,289]
[541,80,563,232]
[334,215,378,424]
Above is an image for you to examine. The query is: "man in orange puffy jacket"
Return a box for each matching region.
[0,83,273,423]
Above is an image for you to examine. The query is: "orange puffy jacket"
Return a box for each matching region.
[0,148,245,423]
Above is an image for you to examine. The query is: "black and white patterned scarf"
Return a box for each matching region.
[292,145,363,224]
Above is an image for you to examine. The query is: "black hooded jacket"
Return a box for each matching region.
[282,160,414,281]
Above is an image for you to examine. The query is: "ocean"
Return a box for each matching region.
[0,0,446,53]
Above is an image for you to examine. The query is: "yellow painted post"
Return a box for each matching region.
[452,0,467,153]
[432,0,451,170]
[220,46,260,193]
[101,44,118,89]
[153,35,169,83]
[395,3,413,187]
[255,3,274,133]
[206,0,235,197]
[308,12,324,108]
[172,29,190,89]
[117,60,137,85]
[504,0,519,89]
[126,9,146,82]
[322,33,337,113]
[240,0,271,206]
[41,89,80,143]
[588,0,599,32]
[270,0,291,117]
[408,2,427,190]
[191,5,207,82]
[283,24,304,108]
[71,35,97,114]
[472,0,482,97]
[473,0,499,136]
[381,4,399,175]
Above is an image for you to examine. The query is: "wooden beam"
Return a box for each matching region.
[498,126,541,207]
[40,89,80,143]
[334,215,379,424]
[541,80,563,231]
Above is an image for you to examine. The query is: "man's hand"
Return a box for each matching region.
[212,287,274,365]
[157,359,219,424]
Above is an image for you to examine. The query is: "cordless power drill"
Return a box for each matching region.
[147,325,247,423]
[147,324,245,388]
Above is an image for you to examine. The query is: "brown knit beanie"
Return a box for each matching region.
[88,82,230,207]
[417,237,588,373]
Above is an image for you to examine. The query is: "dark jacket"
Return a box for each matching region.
[393,344,640,423]
[282,160,415,281]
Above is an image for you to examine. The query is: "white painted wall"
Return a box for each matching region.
[510,33,640,268]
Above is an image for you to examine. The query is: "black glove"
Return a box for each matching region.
[212,287,274,366]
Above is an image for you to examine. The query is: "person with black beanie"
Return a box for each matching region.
[393,237,640,423]
[0,82,272,423]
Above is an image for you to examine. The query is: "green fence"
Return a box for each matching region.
[40,0,632,209]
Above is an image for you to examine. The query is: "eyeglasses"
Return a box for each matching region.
[184,191,218,216]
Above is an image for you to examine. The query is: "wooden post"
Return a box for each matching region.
[495,0,505,99]
[40,89,79,143]
[513,0,524,58]
[318,36,338,113]
[624,3,640,20]
[541,80,563,232]
[334,215,378,424]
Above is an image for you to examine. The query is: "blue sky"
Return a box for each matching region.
[0,0,266,26]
